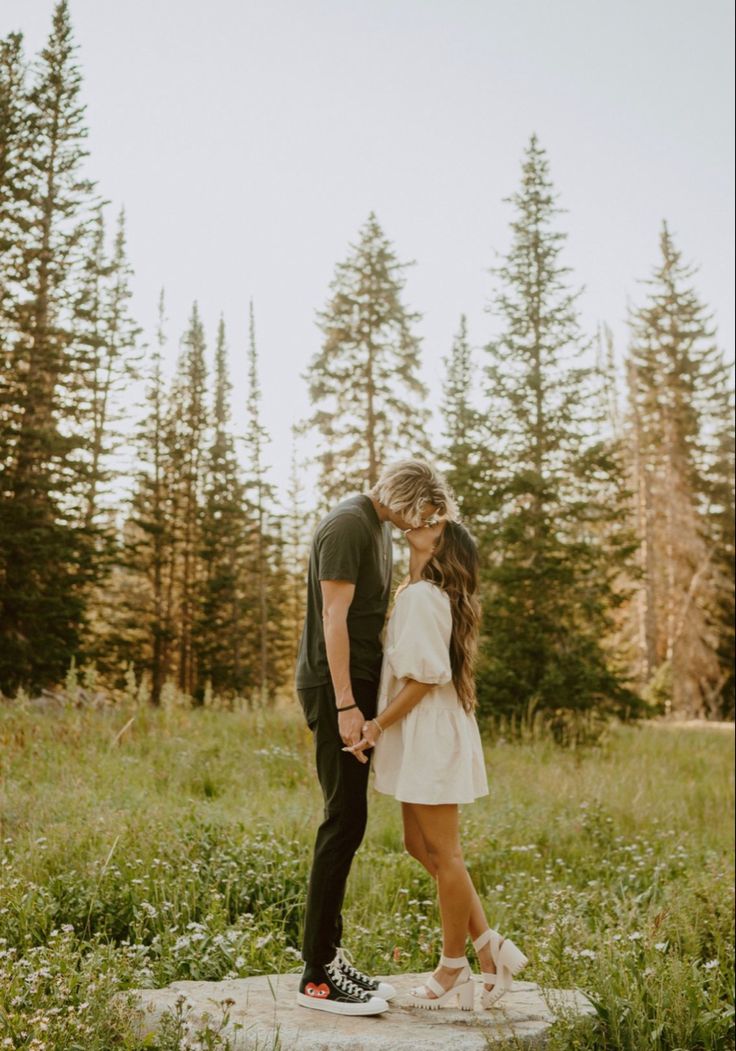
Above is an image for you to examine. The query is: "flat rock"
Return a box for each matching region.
[121,971,597,1049]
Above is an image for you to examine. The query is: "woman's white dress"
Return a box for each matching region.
[372,580,489,805]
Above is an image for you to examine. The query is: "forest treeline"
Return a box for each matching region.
[1,2,733,720]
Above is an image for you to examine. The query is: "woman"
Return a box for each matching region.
[345,518,528,1010]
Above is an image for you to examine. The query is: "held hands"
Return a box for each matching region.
[342,718,382,763]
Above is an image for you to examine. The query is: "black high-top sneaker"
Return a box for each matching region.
[333,947,397,1001]
[296,957,389,1015]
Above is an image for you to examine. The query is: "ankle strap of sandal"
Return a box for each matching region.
[472,928,493,952]
[440,953,469,968]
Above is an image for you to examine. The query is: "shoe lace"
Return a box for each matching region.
[326,958,367,999]
[336,948,372,983]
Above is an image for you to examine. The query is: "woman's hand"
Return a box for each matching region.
[342,719,382,762]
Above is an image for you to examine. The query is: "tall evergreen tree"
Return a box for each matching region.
[304,211,430,505]
[705,373,735,718]
[0,2,100,692]
[477,134,641,724]
[0,31,30,368]
[441,314,487,522]
[243,301,276,702]
[172,302,209,696]
[121,290,175,701]
[625,222,733,717]
[196,316,250,698]
[75,206,141,533]
[281,425,309,673]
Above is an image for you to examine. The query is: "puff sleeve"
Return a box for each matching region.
[385,582,453,685]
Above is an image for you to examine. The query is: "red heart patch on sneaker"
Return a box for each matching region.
[305,982,330,998]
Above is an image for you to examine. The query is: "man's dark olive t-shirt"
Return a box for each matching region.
[295,495,393,689]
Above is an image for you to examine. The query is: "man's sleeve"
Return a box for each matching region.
[316,513,368,584]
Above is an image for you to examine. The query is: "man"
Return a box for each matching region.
[295,459,457,1015]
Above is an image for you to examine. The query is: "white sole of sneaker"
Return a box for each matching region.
[296,993,389,1015]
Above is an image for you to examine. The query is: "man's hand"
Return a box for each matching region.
[337,705,364,747]
[342,718,380,763]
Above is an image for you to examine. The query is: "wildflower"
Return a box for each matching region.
[704,959,718,970]
[579,949,596,959]
[654,942,668,952]
[628,932,643,941]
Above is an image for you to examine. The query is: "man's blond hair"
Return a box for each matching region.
[369,459,458,526]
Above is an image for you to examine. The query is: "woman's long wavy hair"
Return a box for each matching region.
[421,520,481,713]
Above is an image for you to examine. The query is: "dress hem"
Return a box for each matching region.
[373,784,489,805]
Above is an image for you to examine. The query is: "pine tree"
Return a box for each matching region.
[0,3,100,692]
[441,314,487,522]
[281,426,309,673]
[304,212,430,505]
[625,222,734,717]
[0,30,30,505]
[243,301,276,703]
[75,206,141,533]
[196,316,250,698]
[121,290,175,701]
[704,374,735,718]
[172,302,209,697]
[0,31,30,368]
[478,134,641,724]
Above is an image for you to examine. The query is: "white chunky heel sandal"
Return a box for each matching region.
[407,953,475,1010]
[472,928,529,1008]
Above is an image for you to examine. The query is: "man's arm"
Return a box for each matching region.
[321,579,364,746]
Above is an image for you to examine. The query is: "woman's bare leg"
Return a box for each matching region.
[401,801,479,996]
[402,802,499,989]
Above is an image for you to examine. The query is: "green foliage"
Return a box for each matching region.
[441,314,488,523]
[304,211,430,505]
[475,135,642,722]
[196,316,253,698]
[0,0,97,693]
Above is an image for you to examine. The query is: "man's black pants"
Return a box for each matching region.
[297,677,378,969]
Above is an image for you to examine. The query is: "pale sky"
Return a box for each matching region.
[4,0,735,504]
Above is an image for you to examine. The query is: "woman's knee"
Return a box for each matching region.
[403,830,427,861]
[425,843,465,872]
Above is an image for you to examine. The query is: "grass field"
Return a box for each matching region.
[0,697,733,1050]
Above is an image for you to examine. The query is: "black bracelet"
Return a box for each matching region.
[336,703,358,711]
